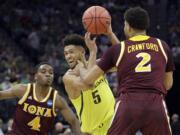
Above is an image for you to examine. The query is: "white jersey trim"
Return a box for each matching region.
[116,41,125,67]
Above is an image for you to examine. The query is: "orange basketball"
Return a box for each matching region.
[82,6,111,35]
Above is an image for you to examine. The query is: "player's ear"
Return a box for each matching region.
[127,23,131,32]
[82,48,85,55]
[34,74,38,81]
[78,46,85,54]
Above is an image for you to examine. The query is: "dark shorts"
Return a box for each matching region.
[6,132,18,135]
[6,130,24,135]
[108,93,172,135]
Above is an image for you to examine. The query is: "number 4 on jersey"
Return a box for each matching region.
[27,116,41,131]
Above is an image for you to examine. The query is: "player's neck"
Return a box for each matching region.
[130,31,146,37]
[35,83,50,94]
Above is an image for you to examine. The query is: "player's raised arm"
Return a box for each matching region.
[106,24,120,45]
[55,94,81,135]
[78,32,104,85]
[84,32,97,69]
[0,84,26,100]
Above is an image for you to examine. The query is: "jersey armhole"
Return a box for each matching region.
[157,39,168,63]
[52,90,58,116]
[18,83,31,105]
[115,41,125,67]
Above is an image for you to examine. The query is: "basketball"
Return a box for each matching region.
[82,6,111,35]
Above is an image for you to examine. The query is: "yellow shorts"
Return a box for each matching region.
[92,117,112,135]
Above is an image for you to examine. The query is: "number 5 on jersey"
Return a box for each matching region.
[92,90,101,104]
[27,116,41,131]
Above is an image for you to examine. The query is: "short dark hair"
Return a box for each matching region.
[35,62,53,73]
[124,7,150,30]
[63,34,86,49]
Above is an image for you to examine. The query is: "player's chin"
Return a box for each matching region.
[45,80,52,86]
[69,63,76,69]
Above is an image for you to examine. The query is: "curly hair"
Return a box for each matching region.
[124,7,150,30]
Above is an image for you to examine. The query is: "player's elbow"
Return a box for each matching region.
[164,72,173,91]
[164,80,173,91]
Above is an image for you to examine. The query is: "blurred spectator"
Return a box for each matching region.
[52,122,72,135]
[0,77,11,90]
[6,118,13,133]
[171,114,180,135]
[0,119,4,135]
[63,128,72,135]
[53,122,64,135]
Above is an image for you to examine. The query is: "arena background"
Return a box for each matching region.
[0,0,179,134]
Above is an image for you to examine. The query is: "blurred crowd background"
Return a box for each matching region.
[0,0,180,134]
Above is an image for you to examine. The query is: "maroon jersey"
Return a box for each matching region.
[9,83,58,135]
[98,35,175,97]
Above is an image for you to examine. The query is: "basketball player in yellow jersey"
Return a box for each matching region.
[0,63,81,135]
[62,29,119,135]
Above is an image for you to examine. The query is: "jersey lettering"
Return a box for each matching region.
[23,102,52,117]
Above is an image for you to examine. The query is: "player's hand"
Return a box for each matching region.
[84,32,97,53]
[104,23,114,37]
[101,23,112,35]
[67,69,79,76]
[76,60,85,69]
[79,53,87,68]
[107,23,113,35]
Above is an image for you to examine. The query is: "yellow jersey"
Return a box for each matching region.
[71,76,115,135]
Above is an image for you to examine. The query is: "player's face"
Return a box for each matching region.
[35,64,54,86]
[64,45,83,69]
[124,21,131,38]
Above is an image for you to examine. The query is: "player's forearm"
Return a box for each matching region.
[79,65,102,86]
[79,68,88,81]
[0,91,15,100]
[70,118,81,135]
[87,51,97,69]
[79,67,92,86]
[107,32,120,45]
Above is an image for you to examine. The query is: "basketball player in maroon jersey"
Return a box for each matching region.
[78,7,175,135]
[0,63,81,135]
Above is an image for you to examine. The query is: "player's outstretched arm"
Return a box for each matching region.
[55,94,81,135]
[0,84,26,100]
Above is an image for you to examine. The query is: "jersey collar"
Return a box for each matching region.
[129,35,150,41]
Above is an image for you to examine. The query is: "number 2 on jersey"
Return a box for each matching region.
[135,52,151,73]
[27,116,41,131]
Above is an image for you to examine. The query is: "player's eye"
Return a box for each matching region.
[69,50,75,54]
[49,71,53,74]
[64,52,68,55]
[41,69,46,73]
